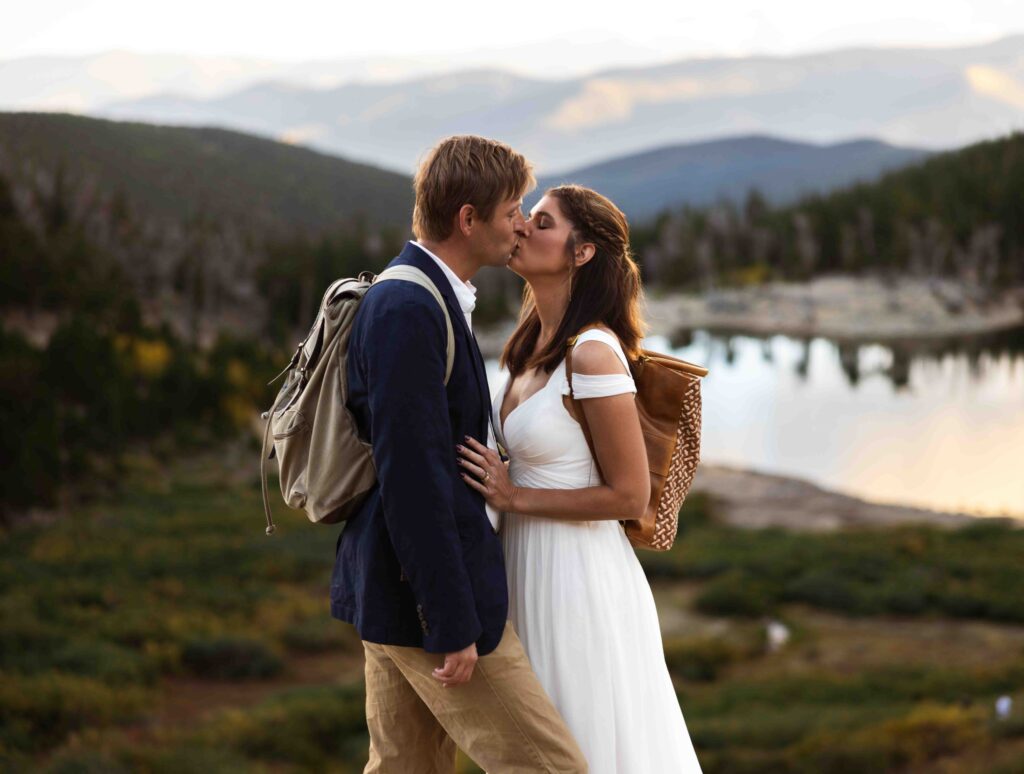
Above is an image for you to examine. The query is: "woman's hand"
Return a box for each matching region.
[457,436,520,512]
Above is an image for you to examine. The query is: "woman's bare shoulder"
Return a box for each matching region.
[573,327,629,376]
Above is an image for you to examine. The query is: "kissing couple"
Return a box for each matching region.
[330,135,703,773]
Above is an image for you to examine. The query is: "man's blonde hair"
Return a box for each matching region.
[413,135,536,242]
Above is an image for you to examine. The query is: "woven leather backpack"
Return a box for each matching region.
[564,328,708,551]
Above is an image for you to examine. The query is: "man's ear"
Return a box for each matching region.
[574,243,596,268]
[457,204,476,236]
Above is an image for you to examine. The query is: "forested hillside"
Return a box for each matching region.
[637,132,1024,292]
[0,113,414,520]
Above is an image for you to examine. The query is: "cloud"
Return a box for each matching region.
[965,64,1024,109]
[542,74,762,132]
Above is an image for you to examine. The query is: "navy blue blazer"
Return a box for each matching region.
[330,242,509,656]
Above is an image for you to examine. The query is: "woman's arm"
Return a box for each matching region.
[458,340,650,521]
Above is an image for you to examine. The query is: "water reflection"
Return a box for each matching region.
[486,325,1024,518]
[669,325,1024,392]
[662,326,1024,517]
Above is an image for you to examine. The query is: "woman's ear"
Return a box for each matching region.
[574,243,596,268]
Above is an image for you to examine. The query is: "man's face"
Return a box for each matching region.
[472,195,527,268]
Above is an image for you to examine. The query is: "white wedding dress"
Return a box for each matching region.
[492,328,703,773]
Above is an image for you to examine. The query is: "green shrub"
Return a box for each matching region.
[180,636,283,680]
[676,492,716,533]
[697,748,794,774]
[991,761,1024,774]
[0,615,66,673]
[664,629,764,682]
[991,713,1024,740]
[874,703,985,761]
[787,739,893,774]
[0,672,148,753]
[694,572,773,617]
[49,640,158,685]
[119,745,260,774]
[788,703,985,772]
[782,568,872,614]
[281,617,360,654]
[199,684,367,768]
[43,749,130,774]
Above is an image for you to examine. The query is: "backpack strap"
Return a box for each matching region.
[564,325,606,480]
[260,386,289,535]
[375,266,456,385]
[260,267,456,537]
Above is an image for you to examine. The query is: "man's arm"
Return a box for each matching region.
[358,286,482,654]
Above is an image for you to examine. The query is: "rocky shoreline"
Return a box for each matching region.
[476,276,1024,358]
[643,275,1024,343]
[690,464,1022,532]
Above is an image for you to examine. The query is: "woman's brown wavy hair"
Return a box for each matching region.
[500,184,645,378]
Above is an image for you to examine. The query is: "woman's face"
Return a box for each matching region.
[507,194,574,281]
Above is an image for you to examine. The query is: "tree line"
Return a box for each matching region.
[633,132,1024,295]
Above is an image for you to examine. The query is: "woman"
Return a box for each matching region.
[457,185,703,773]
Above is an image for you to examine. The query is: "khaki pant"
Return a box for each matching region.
[362,620,587,773]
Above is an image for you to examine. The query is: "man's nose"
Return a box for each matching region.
[515,214,530,237]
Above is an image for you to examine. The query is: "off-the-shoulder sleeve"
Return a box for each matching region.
[561,372,637,399]
[560,329,637,399]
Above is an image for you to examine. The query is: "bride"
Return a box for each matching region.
[457,184,703,773]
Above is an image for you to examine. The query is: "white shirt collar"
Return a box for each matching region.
[411,240,477,319]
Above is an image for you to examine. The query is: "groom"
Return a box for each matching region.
[331,135,587,773]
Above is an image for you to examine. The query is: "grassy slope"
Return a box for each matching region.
[1,450,1023,772]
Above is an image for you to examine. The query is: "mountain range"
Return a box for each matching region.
[535,135,930,218]
[32,34,1020,173]
[0,110,937,235]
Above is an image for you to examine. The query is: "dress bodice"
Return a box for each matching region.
[492,329,636,492]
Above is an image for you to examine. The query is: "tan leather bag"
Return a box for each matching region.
[565,329,708,551]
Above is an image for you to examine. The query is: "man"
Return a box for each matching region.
[331,135,587,773]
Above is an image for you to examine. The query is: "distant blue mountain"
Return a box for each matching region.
[532,135,931,219]
[86,35,1021,174]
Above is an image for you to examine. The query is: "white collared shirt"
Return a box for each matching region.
[412,240,477,331]
[411,241,501,533]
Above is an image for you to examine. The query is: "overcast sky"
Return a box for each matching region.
[5,0,1022,77]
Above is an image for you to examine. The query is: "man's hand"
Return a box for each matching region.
[432,641,478,687]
